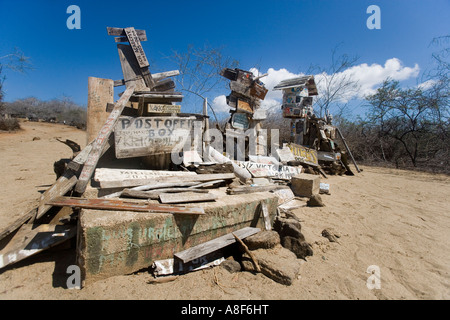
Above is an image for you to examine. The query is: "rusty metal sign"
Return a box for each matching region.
[47,196,205,215]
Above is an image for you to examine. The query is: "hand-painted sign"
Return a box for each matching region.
[231,112,250,130]
[147,104,181,114]
[114,116,198,158]
[288,143,318,166]
[233,161,302,180]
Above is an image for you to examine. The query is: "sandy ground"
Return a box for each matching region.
[0,120,449,300]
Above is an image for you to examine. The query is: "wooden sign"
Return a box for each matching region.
[233,161,302,180]
[276,147,296,163]
[288,143,319,166]
[237,99,253,114]
[94,168,196,185]
[114,116,198,158]
[147,104,181,114]
[124,27,149,68]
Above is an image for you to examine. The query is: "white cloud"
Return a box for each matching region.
[211,95,230,114]
[212,58,420,114]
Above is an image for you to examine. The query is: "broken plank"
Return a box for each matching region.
[0,207,37,242]
[74,84,136,194]
[94,168,196,184]
[227,184,290,195]
[122,188,209,200]
[107,27,146,37]
[35,171,78,221]
[102,181,201,199]
[174,227,260,264]
[98,172,235,189]
[0,224,76,270]
[159,192,217,204]
[47,196,205,215]
[117,44,147,91]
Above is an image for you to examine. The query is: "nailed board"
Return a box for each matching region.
[288,143,319,166]
[174,227,260,263]
[114,116,198,158]
[47,196,205,215]
[147,104,181,114]
[233,161,302,180]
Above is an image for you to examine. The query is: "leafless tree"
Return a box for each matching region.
[166,44,239,121]
[307,45,361,120]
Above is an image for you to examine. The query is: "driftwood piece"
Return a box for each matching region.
[232,232,261,273]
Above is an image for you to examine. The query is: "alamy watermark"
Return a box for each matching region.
[66,5,81,30]
[367,5,381,30]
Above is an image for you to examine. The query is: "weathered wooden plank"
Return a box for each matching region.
[174,227,260,263]
[113,70,180,88]
[0,208,36,242]
[0,224,76,270]
[86,77,115,145]
[117,44,147,91]
[124,27,150,68]
[153,79,175,92]
[102,181,201,199]
[66,136,112,172]
[74,84,135,194]
[159,192,217,204]
[48,196,205,215]
[97,172,235,189]
[122,188,209,200]
[36,171,78,220]
[147,104,181,114]
[130,92,183,103]
[227,184,290,195]
[107,27,146,37]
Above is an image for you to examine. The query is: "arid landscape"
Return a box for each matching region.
[0,120,449,300]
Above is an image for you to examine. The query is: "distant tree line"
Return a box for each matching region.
[0,96,87,130]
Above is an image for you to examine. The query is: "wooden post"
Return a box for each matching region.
[74,84,136,194]
[86,77,114,145]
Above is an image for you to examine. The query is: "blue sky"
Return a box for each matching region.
[0,0,449,118]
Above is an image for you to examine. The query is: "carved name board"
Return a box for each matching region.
[124,27,149,68]
[147,104,181,114]
[114,116,198,158]
[233,161,302,180]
